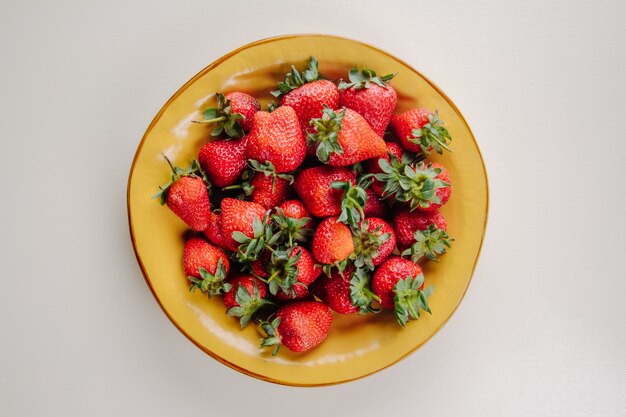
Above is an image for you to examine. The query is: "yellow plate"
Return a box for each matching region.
[127,34,488,386]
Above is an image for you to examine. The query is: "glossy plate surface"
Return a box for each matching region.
[127,34,488,386]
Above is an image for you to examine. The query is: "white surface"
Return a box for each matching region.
[1,0,625,415]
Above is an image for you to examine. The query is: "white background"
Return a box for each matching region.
[1,0,625,415]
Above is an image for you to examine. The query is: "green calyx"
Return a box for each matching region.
[349,267,381,315]
[271,56,320,98]
[226,281,272,329]
[307,107,346,164]
[232,213,273,263]
[188,258,231,298]
[393,274,433,327]
[375,157,450,211]
[351,220,392,271]
[338,67,396,90]
[259,317,282,356]
[193,93,245,139]
[331,178,368,228]
[271,208,313,248]
[409,111,452,155]
[401,224,454,262]
[249,159,294,192]
[152,157,211,205]
[264,247,303,297]
[320,259,349,278]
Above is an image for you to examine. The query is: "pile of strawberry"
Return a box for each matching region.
[154,57,454,356]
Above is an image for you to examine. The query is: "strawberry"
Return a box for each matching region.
[312,217,354,275]
[220,198,268,251]
[195,92,260,138]
[184,237,231,297]
[223,274,270,328]
[249,172,290,209]
[393,209,448,248]
[153,159,212,231]
[363,188,386,217]
[351,218,396,270]
[338,67,397,137]
[307,107,386,166]
[390,109,452,155]
[203,211,224,247]
[371,256,433,326]
[293,166,355,217]
[267,246,321,300]
[271,207,313,248]
[317,266,359,314]
[366,141,404,197]
[272,56,339,128]
[246,106,306,173]
[277,200,313,229]
[198,137,248,187]
[260,301,333,355]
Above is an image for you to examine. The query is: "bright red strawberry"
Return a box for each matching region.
[363,188,386,217]
[183,236,230,278]
[390,108,452,155]
[203,211,224,247]
[366,142,404,197]
[196,92,259,138]
[312,218,354,274]
[319,266,359,314]
[225,92,260,132]
[351,218,396,269]
[307,107,386,166]
[372,256,432,326]
[246,106,306,173]
[153,159,212,231]
[220,198,268,251]
[338,67,397,137]
[249,172,290,209]
[293,166,355,217]
[393,209,448,249]
[223,274,269,328]
[260,301,333,355]
[266,247,321,300]
[272,57,339,127]
[198,137,248,187]
[277,200,313,229]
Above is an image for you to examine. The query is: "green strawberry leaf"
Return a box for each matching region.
[401,224,454,262]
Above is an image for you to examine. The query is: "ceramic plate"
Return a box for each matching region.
[127,34,488,386]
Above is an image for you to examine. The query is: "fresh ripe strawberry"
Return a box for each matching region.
[307,107,386,166]
[372,257,422,308]
[203,211,224,247]
[352,218,396,269]
[277,200,313,229]
[267,247,321,300]
[250,259,268,278]
[183,237,230,278]
[260,301,333,355]
[198,137,248,187]
[366,142,404,197]
[363,188,386,217]
[338,67,397,137]
[417,163,451,213]
[390,108,452,155]
[250,173,290,209]
[294,166,355,217]
[312,217,354,269]
[272,57,339,128]
[246,106,306,173]
[394,209,448,249]
[220,198,268,251]
[153,159,212,231]
[322,268,359,314]
[225,92,260,132]
[223,274,269,328]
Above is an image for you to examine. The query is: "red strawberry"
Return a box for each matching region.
[312,218,354,274]
[196,92,259,138]
[220,198,268,251]
[198,137,248,187]
[203,211,224,247]
[266,247,321,300]
[372,256,433,326]
[183,237,230,297]
[249,172,290,209]
[318,266,359,314]
[352,218,396,269]
[277,200,313,229]
[223,274,269,328]
[293,166,355,217]
[272,57,339,127]
[271,206,314,249]
[307,107,386,166]
[153,159,211,231]
[366,141,404,197]
[260,301,333,355]
[246,106,306,173]
[363,188,386,217]
[394,209,448,248]
[338,67,397,137]
[390,109,452,155]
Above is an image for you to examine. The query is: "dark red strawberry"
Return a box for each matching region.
[203,211,224,247]
[272,57,339,127]
[225,92,261,132]
[153,159,211,231]
[266,247,321,300]
[307,107,386,166]
[195,92,260,138]
[223,274,269,328]
[198,137,248,187]
[183,237,230,298]
[366,141,404,197]
[319,266,359,314]
[249,172,290,209]
[393,209,448,248]
[351,218,396,270]
[390,108,452,155]
[363,188,386,217]
[293,166,355,217]
[312,217,354,275]
[246,106,306,173]
[220,198,268,251]
[260,301,333,355]
[277,200,313,229]
[338,67,397,137]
